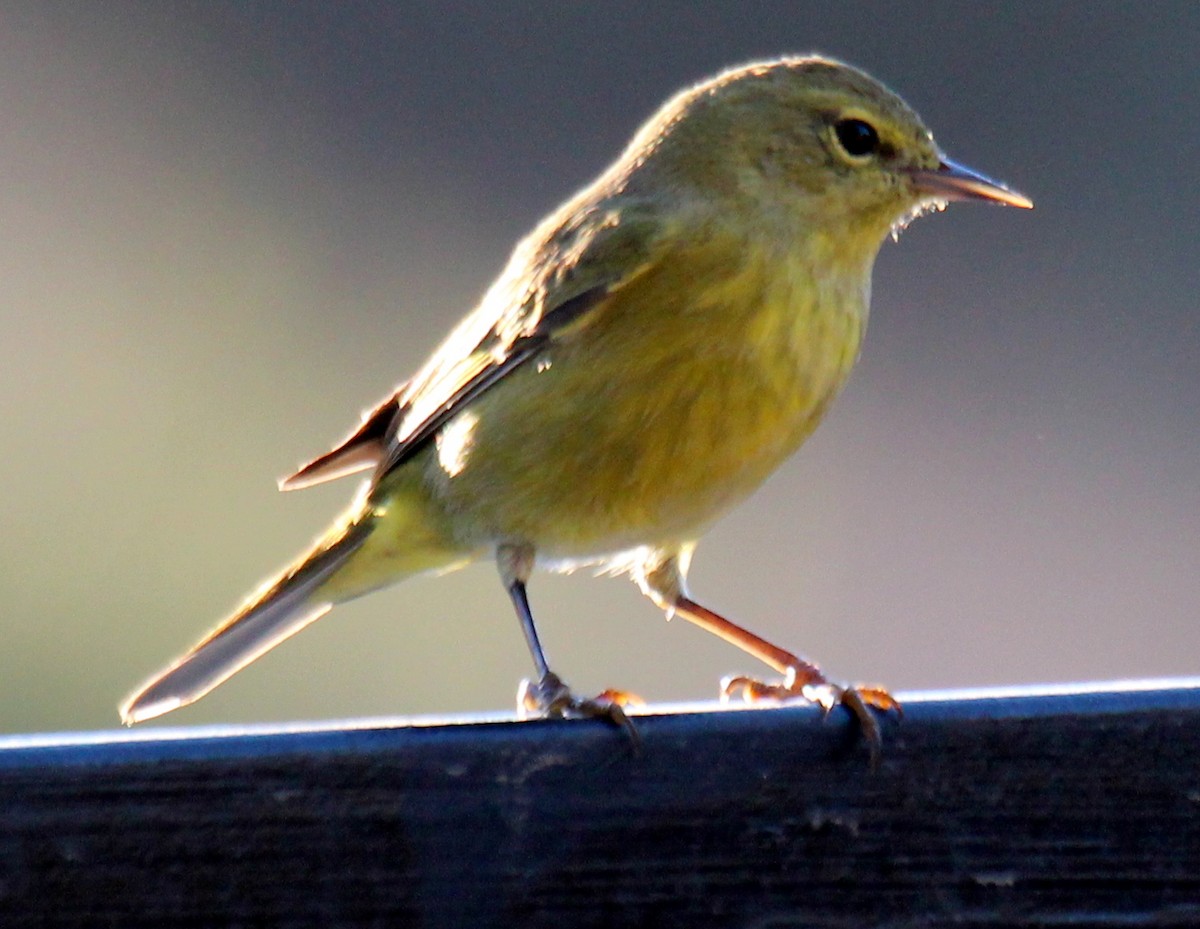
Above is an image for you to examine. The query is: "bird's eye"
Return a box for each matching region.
[833,118,880,158]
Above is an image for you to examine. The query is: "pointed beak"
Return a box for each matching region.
[908,157,1033,209]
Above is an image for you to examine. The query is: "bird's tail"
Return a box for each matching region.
[120,515,377,725]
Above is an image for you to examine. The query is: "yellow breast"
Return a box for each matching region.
[426,232,868,556]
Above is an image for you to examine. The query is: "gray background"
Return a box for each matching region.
[2,2,1197,733]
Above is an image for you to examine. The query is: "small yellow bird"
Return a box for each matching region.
[121,56,1030,754]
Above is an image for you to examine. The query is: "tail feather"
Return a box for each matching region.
[120,518,374,725]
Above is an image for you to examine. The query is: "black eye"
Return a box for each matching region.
[834,118,880,158]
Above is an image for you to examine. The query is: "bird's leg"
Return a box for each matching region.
[637,551,899,766]
[497,543,641,745]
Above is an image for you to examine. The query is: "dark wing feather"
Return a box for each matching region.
[372,285,612,480]
[279,389,404,491]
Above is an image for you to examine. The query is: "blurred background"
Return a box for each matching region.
[1,2,1197,734]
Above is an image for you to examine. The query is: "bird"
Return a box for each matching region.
[121,55,1031,760]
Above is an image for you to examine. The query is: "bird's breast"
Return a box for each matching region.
[430,240,869,555]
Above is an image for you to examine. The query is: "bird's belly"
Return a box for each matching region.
[426,305,863,557]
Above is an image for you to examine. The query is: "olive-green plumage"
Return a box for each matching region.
[121,56,1029,726]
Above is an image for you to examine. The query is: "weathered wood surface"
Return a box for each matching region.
[1,681,1199,927]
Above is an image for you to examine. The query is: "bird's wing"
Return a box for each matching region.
[279,390,403,491]
[280,206,662,491]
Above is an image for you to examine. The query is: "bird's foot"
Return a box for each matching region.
[721,665,901,768]
[517,672,644,748]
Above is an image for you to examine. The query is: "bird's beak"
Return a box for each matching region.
[908,158,1033,209]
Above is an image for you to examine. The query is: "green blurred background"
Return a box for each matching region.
[1,2,1197,734]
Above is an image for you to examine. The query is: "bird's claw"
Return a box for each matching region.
[721,670,901,768]
[518,672,643,749]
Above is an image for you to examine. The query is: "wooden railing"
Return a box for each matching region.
[2,680,1198,926]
